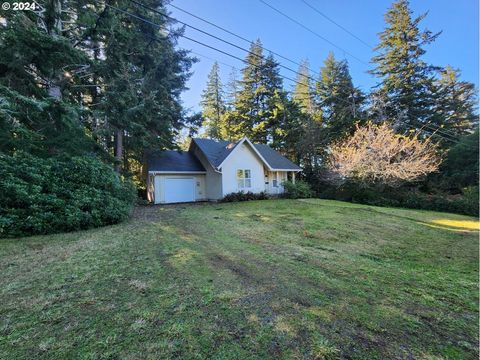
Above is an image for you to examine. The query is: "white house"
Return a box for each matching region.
[146,137,302,204]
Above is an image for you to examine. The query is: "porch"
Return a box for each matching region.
[264,170,296,195]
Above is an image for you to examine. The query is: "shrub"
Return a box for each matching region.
[221,191,269,202]
[282,180,314,199]
[318,182,479,217]
[0,153,136,237]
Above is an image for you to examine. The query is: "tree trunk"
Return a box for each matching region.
[45,0,63,100]
[114,129,123,173]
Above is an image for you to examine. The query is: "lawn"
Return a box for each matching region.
[0,199,478,359]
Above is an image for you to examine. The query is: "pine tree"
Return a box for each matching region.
[225,67,240,109]
[92,0,195,172]
[0,0,195,178]
[261,54,287,143]
[292,60,317,117]
[370,0,440,131]
[433,66,478,134]
[316,52,364,143]
[200,62,226,140]
[229,41,286,143]
[0,4,95,156]
[230,39,265,141]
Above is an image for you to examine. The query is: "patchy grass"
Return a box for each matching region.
[0,199,478,359]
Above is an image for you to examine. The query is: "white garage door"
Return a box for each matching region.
[164,177,195,203]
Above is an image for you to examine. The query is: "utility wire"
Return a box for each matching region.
[300,0,374,50]
[258,0,459,140]
[105,4,459,143]
[168,1,321,76]
[166,0,458,140]
[127,0,318,84]
[106,4,301,86]
[258,0,369,65]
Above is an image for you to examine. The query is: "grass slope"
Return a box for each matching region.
[0,199,478,359]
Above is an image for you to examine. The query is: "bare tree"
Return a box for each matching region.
[328,123,441,187]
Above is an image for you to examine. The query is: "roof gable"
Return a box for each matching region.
[254,144,301,171]
[191,137,301,171]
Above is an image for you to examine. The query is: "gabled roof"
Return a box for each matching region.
[191,137,301,171]
[191,138,236,168]
[146,150,206,172]
[254,144,302,171]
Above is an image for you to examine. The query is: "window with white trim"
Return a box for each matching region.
[237,169,252,189]
[272,172,278,187]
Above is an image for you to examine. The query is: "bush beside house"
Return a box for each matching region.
[0,153,136,237]
[282,180,314,199]
[221,191,269,202]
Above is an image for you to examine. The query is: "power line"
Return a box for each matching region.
[190,51,238,70]
[258,1,459,140]
[105,4,459,143]
[168,1,321,77]
[127,0,317,85]
[300,0,374,50]
[106,4,301,86]
[258,0,369,65]
[161,1,458,141]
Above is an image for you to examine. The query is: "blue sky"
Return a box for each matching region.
[168,0,479,113]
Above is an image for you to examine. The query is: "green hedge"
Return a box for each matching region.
[221,191,269,202]
[319,182,479,217]
[0,153,136,237]
[282,180,314,199]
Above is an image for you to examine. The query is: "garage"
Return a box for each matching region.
[164,177,195,203]
[146,150,206,204]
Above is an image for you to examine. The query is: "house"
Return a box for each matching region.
[146,137,302,204]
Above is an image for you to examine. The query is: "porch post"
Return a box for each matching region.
[292,172,295,184]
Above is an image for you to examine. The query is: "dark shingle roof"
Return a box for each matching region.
[192,138,237,168]
[254,144,302,170]
[146,150,205,172]
[192,138,301,171]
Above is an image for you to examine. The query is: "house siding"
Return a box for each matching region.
[220,143,266,197]
[191,144,223,200]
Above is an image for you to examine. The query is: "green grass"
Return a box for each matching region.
[1,199,478,359]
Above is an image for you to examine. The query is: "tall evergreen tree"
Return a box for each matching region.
[292,60,317,117]
[432,66,478,135]
[86,0,195,172]
[316,52,364,143]
[225,67,240,109]
[0,0,195,178]
[229,41,286,143]
[370,0,440,131]
[230,39,265,141]
[200,62,226,140]
[261,54,287,143]
[0,2,96,156]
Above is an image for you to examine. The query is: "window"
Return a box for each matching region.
[272,172,278,187]
[237,169,252,189]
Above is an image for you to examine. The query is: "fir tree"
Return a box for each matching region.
[292,60,316,117]
[261,54,287,143]
[316,52,364,142]
[230,41,286,143]
[370,0,440,131]
[432,66,478,134]
[92,0,195,172]
[200,62,226,140]
[231,39,265,141]
[225,67,240,110]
